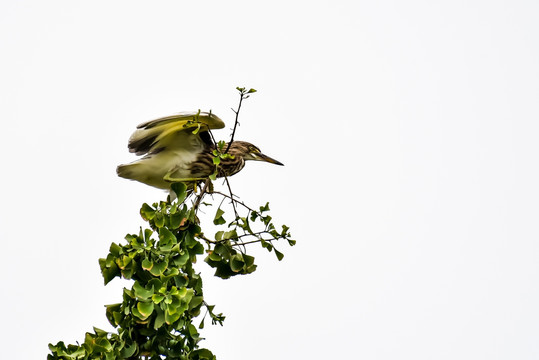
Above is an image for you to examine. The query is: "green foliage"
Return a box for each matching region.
[48,175,293,359]
[203,200,293,279]
[235,87,257,96]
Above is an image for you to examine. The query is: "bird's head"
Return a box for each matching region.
[231,141,284,166]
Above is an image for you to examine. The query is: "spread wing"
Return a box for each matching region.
[127,111,225,155]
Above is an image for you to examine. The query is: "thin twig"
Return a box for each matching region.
[236,237,280,246]
[211,191,258,214]
[207,128,218,149]
[197,233,280,246]
[224,177,239,218]
[193,178,212,211]
[225,91,245,154]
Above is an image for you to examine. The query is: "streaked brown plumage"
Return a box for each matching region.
[117,112,283,190]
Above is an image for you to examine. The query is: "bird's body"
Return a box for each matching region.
[117,112,282,190]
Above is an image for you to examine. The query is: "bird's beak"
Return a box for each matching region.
[254,152,284,166]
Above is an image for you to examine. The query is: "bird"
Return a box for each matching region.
[117,111,283,190]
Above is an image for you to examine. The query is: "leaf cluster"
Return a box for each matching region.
[48,181,293,359]
[49,184,221,359]
[203,200,294,279]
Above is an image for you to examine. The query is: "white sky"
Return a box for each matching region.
[1,1,539,359]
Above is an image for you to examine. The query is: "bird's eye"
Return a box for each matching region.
[250,146,260,153]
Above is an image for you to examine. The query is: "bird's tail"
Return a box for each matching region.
[116,163,136,180]
[116,162,170,190]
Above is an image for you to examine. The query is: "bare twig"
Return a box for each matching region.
[224,177,239,218]
[197,232,280,247]
[193,178,212,211]
[207,128,218,149]
[225,88,251,153]
[210,191,258,214]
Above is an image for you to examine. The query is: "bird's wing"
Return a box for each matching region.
[127,111,225,155]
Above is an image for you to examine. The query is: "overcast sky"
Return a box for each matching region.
[1,1,539,359]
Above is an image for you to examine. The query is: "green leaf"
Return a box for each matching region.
[243,254,255,267]
[133,281,154,300]
[159,227,176,243]
[84,332,113,353]
[274,249,284,261]
[149,260,168,276]
[152,293,165,304]
[262,214,272,225]
[230,254,245,272]
[191,348,216,360]
[171,182,187,203]
[159,227,177,251]
[140,203,156,220]
[208,251,221,261]
[116,254,131,270]
[260,202,270,212]
[170,210,186,229]
[154,306,166,329]
[131,306,143,319]
[120,343,137,358]
[192,241,205,255]
[154,211,165,228]
[238,217,252,233]
[172,251,190,266]
[93,337,113,353]
[211,264,232,279]
[215,231,224,241]
[93,327,108,337]
[136,301,154,320]
[165,308,182,325]
[105,303,122,327]
[185,226,200,248]
[123,287,135,299]
[223,229,238,240]
[109,242,122,256]
[213,207,226,225]
[99,257,120,285]
[214,243,232,259]
[147,278,163,290]
[189,295,204,311]
[143,228,154,243]
[142,258,153,271]
[188,323,199,336]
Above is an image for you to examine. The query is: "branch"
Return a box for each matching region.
[225,87,256,154]
[224,177,239,218]
[207,128,218,149]
[193,178,212,211]
[210,191,258,214]
[225,93,243,153]
[197,232,281,247]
